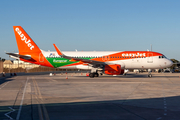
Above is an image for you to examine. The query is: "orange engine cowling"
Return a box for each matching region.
[104,64,122,75]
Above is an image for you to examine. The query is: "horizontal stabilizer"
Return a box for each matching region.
[6,53,32,60]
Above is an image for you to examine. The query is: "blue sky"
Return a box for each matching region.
[0,0,180,60]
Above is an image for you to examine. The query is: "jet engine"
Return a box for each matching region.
[104,64,123,75]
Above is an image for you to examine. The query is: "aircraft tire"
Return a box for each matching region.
[94,73,99,77]
[89,73,94,78]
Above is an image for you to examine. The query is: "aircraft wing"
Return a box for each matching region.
[6,53,32,60]
[53,44,104,65]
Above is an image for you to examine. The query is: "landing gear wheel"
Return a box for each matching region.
[89,73,94,78]
[94,73,99,77]
[148,74,152,78]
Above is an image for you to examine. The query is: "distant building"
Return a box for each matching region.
[3,60,39,69]
[177,63,180,68]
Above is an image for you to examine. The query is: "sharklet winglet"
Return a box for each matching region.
[53,44,63,56]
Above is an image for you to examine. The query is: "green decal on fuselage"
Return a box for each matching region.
[46,57,95,68]
[46,57,76,68]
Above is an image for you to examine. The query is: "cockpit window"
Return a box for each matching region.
[163,55,167,58]
[159,55,167,59]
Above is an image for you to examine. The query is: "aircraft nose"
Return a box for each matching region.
[165,59,173,67]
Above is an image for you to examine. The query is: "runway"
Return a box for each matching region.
[1,72,180,120]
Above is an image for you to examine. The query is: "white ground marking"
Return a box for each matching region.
[162,81,167,116]
[157,76,168,119]
[4,107,15,120]
[16,77,29,120]
[0,82,9,89]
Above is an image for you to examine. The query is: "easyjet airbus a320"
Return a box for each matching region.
[6,26,173,78]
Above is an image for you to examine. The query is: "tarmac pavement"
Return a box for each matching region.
[0,72,180,120]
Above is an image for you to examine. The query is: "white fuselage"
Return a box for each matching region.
[41,50,173,70]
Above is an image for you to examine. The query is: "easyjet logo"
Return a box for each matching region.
[122,53,146,57]
[15,27,34,50]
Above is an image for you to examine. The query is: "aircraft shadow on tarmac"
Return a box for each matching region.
[1,95,180,120]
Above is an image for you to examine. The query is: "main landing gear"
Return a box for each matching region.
[89,73,99,78]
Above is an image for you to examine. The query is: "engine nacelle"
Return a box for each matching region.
[121,69,124,75]
[104,64,122,75]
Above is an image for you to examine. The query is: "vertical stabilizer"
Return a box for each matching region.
[13,26,41,54]
[12,26,53,68]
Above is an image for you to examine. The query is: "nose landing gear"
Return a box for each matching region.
[148,69,152,78]
[148,74,152,78]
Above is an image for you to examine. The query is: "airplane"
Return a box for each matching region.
[6,26,173,78]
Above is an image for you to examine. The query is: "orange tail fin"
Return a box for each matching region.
[13,26,53,68]
[13,26,41,54]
